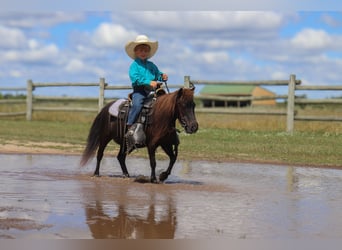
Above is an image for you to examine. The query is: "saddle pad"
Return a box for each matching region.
[108,98,127,117]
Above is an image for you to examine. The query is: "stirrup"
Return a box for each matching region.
[125,123,146,154]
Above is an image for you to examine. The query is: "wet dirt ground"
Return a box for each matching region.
[1,154,342,239]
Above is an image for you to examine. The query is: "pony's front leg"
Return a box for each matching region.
[148,147,158,183]
[159,143,178,182]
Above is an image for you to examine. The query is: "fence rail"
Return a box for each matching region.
[24,78,191,121]
[192,74,300,132]
[190,79,298,86]
[0,74,341,133]
[190,74,341,133]
[0,87,26,117]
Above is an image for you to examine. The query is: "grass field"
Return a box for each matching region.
[0,100,342,167]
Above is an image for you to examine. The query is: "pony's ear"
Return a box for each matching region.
[189,81,195,90]
[177,88,184,98]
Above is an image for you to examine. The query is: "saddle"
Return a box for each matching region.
[116,87,166,154]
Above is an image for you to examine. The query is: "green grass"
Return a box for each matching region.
[178,129,342,167]
[0,120,87,144]
[0,119,341,168]
[1,100,342,167]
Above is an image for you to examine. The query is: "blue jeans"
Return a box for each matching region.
[127,90,148,125]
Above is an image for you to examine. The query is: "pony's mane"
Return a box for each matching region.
[154,90,177,116]
[151,90,177,131]
[149,88,193,137]
[154,88,193,113]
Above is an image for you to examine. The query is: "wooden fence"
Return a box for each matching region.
[1,74,341,133]
[0,87,26,117]
[25,78,186,121]
[189,74,342,133]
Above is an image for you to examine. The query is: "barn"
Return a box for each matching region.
[199,85,276,108]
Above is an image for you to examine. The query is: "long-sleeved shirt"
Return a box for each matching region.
[129,58,163,87]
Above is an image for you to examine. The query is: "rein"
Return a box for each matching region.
[163,80,170,94]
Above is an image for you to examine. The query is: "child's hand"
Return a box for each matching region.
[150,81,158,88]
[161,74,168,81]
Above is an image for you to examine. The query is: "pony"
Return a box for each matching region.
[80,87,198,183]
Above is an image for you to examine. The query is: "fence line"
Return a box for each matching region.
[189,74,341,133]
[0,87,26,117]
[1,75,341,133]
[294,84,342,122]
[25,79,102,120]
[24,77,189,121]
[190,79,294,86]
[191,74,300,132]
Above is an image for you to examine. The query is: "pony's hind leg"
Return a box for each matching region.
[117,144,130,178]
[159,143,178,182]
[93,146,104,176]
[93,136,111,176]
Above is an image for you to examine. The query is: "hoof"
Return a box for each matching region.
[150,177,159,184]
[134,175,150,183]
[159,172,169,182]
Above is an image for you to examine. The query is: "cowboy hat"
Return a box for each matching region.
[125,35,158,59]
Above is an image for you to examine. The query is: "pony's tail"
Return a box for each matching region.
[80,104,110,166]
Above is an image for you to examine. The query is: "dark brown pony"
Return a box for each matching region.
[80,87,198,183]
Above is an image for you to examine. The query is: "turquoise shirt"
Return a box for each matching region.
[129,58,163,87]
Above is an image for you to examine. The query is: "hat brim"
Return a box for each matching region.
[125,41,158,60]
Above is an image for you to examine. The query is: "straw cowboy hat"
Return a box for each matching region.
[125,35,158,59]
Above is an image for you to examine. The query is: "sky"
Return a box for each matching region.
[1,8,342,98]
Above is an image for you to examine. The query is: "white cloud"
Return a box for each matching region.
[65,58,106,77]
[0,12,85,28]
[126,11,284,34]
[3,43,59,63]
[91,23,137,48]
[9,70,22,78]
[65,59,85,72]
[320,14,341,28]
[1,11,342,98]
[0,25,27,48]
[270,71,289,80]
[201,51,229,64]
[28,39,39,49]
[291,28,332,50]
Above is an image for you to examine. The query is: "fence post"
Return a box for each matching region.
[286,74,296,133]
[184,75,190,88]
[26,79,33,121]
[99,77,105,112]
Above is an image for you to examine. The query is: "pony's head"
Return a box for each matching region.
[176,87,198,134]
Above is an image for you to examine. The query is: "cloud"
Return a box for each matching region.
[0,12,85,28]
[3,43,59,63]
[0,11,342,98]
[91,23,137,48]
[64,58,106,77]
[0,25,27,48]
[320,13,342,28]
[291,28,333,50]
[200,51,230,64]
[125,11,284,35]
[65,58,85,72]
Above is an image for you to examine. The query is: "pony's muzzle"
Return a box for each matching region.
[185,122,199,134]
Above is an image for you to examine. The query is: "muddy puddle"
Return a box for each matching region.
[1,154,342,239]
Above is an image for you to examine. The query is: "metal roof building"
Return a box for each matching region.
[199,85,276,108]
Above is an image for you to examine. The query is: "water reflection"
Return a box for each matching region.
[286,166,299,192]
[2,154,342,239]
[83,181,177,239]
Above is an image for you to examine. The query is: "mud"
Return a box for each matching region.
[1,154,342,239]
